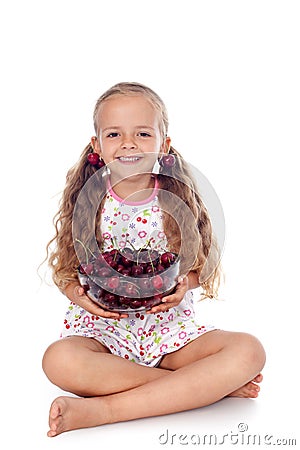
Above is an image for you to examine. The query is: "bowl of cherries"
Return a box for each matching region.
[77,246,180,312]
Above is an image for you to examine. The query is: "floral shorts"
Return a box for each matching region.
[61,292,215,367]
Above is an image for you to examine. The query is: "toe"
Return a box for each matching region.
[50,401,61,420]
[253,373,263,383]
[250,381,260,391]
[47,429,57,438]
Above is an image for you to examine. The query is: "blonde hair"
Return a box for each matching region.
[47,82,222,297]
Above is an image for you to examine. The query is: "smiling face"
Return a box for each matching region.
[92,94,170,183]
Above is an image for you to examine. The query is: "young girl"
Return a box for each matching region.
[42,82,266,437]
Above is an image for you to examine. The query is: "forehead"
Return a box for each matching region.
[96,94,161,130]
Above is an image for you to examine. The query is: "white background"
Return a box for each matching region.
[0,0,299,448]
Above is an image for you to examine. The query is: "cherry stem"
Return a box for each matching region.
[75,238,96,264]
[110,237,120,260]
[126,240,137,252]
[148,249,155,272]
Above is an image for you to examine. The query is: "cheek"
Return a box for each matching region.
[99,140,114,156]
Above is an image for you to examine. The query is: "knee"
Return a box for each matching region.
[42,339,76,387]
[234,332,266,374]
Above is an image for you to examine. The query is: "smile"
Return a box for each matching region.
[118,156,141,163]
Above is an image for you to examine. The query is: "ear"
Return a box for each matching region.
[160,136,171,155]
[91,136,101,155]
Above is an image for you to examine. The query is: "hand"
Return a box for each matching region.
[68,284,129,319]
[146,275,189,314]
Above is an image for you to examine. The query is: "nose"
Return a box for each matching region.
[121,134,137,150]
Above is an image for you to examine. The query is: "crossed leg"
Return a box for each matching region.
[42,330,266,437]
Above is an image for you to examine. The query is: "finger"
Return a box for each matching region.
[100,310,128,319]
[77,296,124,318]
[147,304,172,314]
[161,287,185,304]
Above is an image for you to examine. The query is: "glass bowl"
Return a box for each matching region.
[77,248,180,312]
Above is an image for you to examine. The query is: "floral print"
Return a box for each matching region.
[61,178,215,367]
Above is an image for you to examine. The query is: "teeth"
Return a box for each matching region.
[119,156,140,162]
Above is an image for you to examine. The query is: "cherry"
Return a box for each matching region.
[145,265,155,274]
[125,282,140,297]
[77,246,178,311]
[121,268,131,276]
[122,247,134,259]
[109,249,119,259]
[97,267,112,277]
[130,300,142,308]
[119,296,131,305]
[160,252,175,267]
[104,292,117,303]
[104,256,116,268]
[121,255,132,267]
[97,159,106,168]
[78,263,93,275]
[107,276,120,290]
[87,153,100,165]
[131,265,144,277]
[160,154,175,168]
[156,263,165,272]
[103,252,112,261]
[117,264,125,273]
[96,287,104,298]
[152,275,164,290]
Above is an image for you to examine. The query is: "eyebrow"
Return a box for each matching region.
[102,125,156,132]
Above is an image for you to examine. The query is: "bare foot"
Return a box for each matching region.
[228,373,263,398]
[47,396,108,437]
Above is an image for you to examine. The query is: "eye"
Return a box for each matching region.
[138,132,151,137]
[107,132,119,138]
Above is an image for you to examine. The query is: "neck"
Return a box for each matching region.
[110,173,156,202]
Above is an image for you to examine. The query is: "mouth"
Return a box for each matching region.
[117,156,142,164]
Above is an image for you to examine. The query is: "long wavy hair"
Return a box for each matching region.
[46,82,222,297]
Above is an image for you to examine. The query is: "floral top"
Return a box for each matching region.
[100,176,168,252]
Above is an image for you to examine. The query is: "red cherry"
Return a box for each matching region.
[119,296,131,305]
[130,300,142,308]
[160,154,175,168]
[97,267,112,277]
[117,264,125,273]
[131,265,144,277]
[87,153,100,165]
[152,275,164,290]
[125,282,139,297]
[121,268,131,276]
[97,159,105,168]
[104,292,117,303]
[107,276,120,290]
[79,263,93,275]
[121,256,132,267]
[145,265,155,274]
[160,252,175,267]
[156,263,165,272]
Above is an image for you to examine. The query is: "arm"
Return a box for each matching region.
[63,281,129,319]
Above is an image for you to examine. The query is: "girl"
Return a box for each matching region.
[42,82,266,437]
